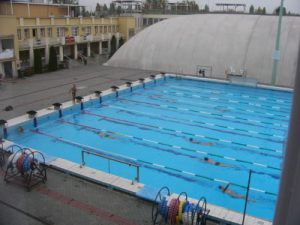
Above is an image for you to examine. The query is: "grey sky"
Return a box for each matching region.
[80,0,300,14]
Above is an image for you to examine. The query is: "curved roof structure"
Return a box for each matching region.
[107,14,300,87]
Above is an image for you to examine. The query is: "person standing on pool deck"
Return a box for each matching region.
[69,84,77,104]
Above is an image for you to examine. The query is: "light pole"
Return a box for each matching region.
[271,0,284,85]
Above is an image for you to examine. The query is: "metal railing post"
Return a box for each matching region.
[108,159,111,174]
[136,166,140,183]
[242,170,252,225]
[81,150,85,167]
[80,149,140,183]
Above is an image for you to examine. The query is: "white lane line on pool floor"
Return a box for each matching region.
[182,171,196,176]
[196,151,207,155]
[253,163,268,168]
[143,139,158,144]
[248,130,258,134]
[195,134,205,138]
[214,179,229,184]
[224,156,236,161]
[153,163,165,168]
[250,187,266,193]
[172,145,181,149]
[246,145,260,149]
[178,108,188,111]
[219,139,232,143]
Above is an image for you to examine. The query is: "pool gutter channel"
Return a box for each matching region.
[1,74,275,225]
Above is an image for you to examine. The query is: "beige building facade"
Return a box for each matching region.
[0,2,136,78]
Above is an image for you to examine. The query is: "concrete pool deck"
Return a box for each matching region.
[0,62,273,225]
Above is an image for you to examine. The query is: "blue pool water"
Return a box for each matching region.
[7,77,292,220]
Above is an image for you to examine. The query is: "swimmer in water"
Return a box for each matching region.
[202,157,233,168]
[219,184,254,202]
[17,126,24,133]
[98,131,117,139]
[189,138,214,146]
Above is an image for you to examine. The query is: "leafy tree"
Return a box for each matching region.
[100,4,108,17]
[262,7,266,14]
[103,4,108,12]
[117,6,122,15]
[81,6,86,16]
[48,46,57,71]
[256,7,262,14]
[109,3,116,15]
[95,3,101,17]
[34,49,43,73]
[119,37,124,48]
[274,6,286,15]
[204,4,209,13]
[249,5,254,14]
[110,35,117,58]
[96,3,101,12]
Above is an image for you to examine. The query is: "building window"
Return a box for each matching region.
[32,29,37,38]
[86,26,91,35]
[128,28,135,38]
[24,29,30,39]
[108,26,111,33]
[40,28,45,38]
[57,27,65,37]
[48,28,52,38]
[95,26,98,34]
[104,26,107,33]
[99,26,103,33]
[72,27,78,36]
[17,29,22,40]
[143,18,147,26]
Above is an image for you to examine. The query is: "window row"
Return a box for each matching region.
[17,25,119,40]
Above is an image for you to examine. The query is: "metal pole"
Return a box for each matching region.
[81,150,85,166]
[137,166,140,182]
[271,0,284,85]
[242,170,252,225]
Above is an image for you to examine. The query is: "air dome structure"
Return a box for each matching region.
[107,14,300,87]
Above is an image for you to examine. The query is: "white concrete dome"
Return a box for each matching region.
[107,14,300,87]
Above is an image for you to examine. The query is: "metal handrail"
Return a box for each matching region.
[80,149,140,183]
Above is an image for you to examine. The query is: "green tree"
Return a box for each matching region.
[117,6,122,15]
[274,6,286,15]
[48,46,57,71]
[103,4,108,12]
[262,7,266,14]
[109,3,116,15]
[101,4,108,17]
[204,4,209,13]
[96,3,101,12]
[109,35,117,58]
[34,49,43,74]
[256,7,262,14]
[249,5,254,14]
[119,37,124,48]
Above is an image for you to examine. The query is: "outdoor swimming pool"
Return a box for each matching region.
[6,76,292,221]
